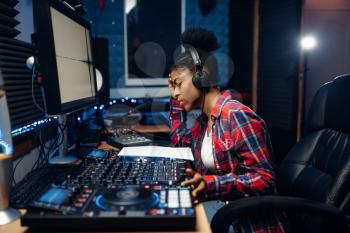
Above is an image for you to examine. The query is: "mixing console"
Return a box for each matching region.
[22,185,195,231]
[10,150,195,231]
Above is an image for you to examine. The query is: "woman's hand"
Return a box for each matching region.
[168,74,176,99]
[181,168,208,203]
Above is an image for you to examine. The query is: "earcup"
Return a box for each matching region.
[192,70,211,91]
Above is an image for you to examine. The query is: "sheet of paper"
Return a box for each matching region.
[118,146,194,161]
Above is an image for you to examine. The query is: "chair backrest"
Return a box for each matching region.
[277,74,350,213]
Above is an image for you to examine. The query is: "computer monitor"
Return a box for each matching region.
[33,0,97,115]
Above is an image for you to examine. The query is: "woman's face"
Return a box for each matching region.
[169,67,202,111]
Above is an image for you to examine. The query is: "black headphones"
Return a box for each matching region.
[187,46,212,91]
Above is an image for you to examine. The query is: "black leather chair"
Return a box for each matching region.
[211,74,350,233]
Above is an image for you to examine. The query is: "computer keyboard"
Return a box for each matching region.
[10,165,76,208]
[108,134,152,148]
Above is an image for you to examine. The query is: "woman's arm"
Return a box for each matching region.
[169,98,192,147]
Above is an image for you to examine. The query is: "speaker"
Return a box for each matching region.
[0,68,20,225]
[92,37,110,105]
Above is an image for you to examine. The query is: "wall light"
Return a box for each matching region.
[301,35,317,51]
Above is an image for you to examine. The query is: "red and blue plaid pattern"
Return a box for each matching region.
[170,90,286,232]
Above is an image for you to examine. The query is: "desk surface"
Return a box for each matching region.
[133,124,170,133]
[0,204,211,233]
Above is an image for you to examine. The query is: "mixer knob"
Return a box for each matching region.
[65,174,71,183]
[119,206,126,215]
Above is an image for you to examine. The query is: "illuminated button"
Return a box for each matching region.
[83,211,94,217]
[157,209,165,215]
[168,190,178,198]
[74,203,83,208]
[186,208,194,215]
[168,200,179,208]
[180,201,192,208]
[81,193,89,198]
[78,197,87,203]
[84,189,93,193]
[180,189,190,195]
[149,209,157,216]
[170,209,178,215]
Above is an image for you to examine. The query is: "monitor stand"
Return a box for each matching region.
[49,114,77,165]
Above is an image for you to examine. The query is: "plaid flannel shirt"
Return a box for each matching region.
[170,90,286,233]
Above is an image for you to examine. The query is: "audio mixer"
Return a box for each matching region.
[11,150,196,231]
[21,185,195,231]
[11,152,188,208]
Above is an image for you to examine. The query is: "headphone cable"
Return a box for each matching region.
[200,88,206,138]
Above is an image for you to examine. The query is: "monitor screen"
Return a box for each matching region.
[33,0,97,115]
[51,7,95,104]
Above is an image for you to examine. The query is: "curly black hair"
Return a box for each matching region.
[181,27,220,53]
[172,28,220,87]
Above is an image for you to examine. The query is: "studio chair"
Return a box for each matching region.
[211,74,350,233]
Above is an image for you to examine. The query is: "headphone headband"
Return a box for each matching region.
[186,46,202,68]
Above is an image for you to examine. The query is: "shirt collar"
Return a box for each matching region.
[210,90,233,120]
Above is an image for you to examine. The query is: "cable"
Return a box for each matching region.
[12,155,25,186]
[200,88,206,138]
[31,65,45,113]
[31,119,63,171]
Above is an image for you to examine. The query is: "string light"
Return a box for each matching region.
[11,118,54,136]
[11,97,164,136]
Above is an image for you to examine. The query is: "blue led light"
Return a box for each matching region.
[95,195,106,210]
[0,139,12,154]
[150,192,160,208]
[11,118,54,136]
[95,191,159,211]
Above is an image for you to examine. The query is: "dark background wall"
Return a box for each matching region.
[83,0,230,89]
[229,0,302,164]
[303,0,350,120]
[257,0,301,163]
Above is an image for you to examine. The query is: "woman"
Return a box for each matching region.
[168,28,286,232]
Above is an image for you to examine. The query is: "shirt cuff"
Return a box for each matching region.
[203,175,220,200]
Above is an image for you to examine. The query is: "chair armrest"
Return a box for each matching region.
[210,196,348,233]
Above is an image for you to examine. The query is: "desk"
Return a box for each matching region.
[0,204,211,233]
[133,124,170,134]
[3,118,211,233]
